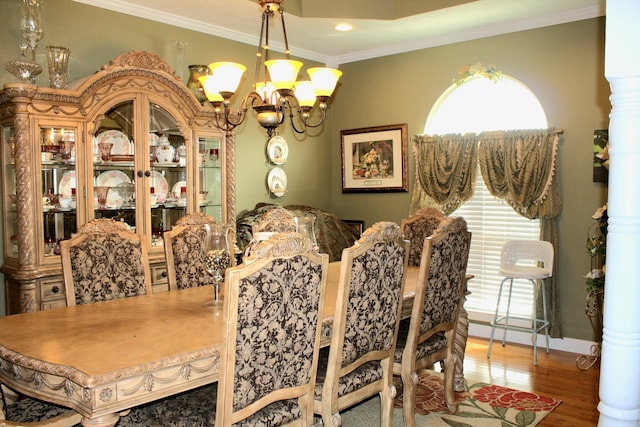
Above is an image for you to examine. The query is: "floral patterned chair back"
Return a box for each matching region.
[117,232,328,427]
[400,207,447,267]
[253,206,297,232]
[217,232,328,426]
[313,221,409,427]
[163,212,234,291]
[393,216,471,426]
[0,383,82,427]
[60,218,152,306]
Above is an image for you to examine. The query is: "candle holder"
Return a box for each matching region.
[6,44,42,84]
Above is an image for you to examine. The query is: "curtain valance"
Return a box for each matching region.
[411,133,478,215]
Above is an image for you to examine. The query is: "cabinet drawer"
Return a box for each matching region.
[150,265,169,293]
[40,279,66,303]
[150,265,168,284]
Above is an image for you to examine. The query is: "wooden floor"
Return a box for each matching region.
[463,336,600,426]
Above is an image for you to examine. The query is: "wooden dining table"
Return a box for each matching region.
[0,262,469,426]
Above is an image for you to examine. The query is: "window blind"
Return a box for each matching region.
[453,170,540,323]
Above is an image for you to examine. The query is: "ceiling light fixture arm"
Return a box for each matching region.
[199,0,342,137]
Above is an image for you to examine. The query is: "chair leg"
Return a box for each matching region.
[502,278,514,346]
[379,381,395,427]
[402,370,419,427]
[321,411,341,427]
[487,278,509,358]
[443,356,459,413]
[541,279,550,354]
[531,279,539,365]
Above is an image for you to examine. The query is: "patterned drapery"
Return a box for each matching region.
[410,133,479,215]
[410,128,563,337]
[478,129,561,219]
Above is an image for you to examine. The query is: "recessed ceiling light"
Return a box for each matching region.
[334,23,353,32]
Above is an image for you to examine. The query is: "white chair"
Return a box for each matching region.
[487,240,554,365]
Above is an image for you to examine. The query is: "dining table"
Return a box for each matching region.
[0,262,470,426]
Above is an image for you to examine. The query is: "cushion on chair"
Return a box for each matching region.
[315,353,384,398]
[233,256,321,406]
[499,265,551,279]
[340,242,404,365]
[401,208,446,267]
[170,225,210,289]
[69,233,148,304]
[121,386,301,427]
[4,396,77,424]
[118,385,216,427]
[393,320,448,362]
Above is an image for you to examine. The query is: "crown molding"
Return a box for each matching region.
[332,5,604,65]
[72,0,603,67]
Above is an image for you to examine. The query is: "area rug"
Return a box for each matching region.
[338,370,561,427]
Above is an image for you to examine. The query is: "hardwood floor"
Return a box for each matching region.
[463,336,600,426]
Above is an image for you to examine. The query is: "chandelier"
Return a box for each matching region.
[199,0,342,138]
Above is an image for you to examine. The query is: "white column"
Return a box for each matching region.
[599,1,640,426]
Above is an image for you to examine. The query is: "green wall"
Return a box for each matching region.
[0,1,610,342]
[329,18,610,341]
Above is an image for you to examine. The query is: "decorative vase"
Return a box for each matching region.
[187,65,210,104]
[154,135,175,164]
[46,46,70,89]
[205,223,232,305]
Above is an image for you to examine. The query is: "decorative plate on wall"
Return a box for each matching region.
[267,135,288,165]
[267,167,287,197]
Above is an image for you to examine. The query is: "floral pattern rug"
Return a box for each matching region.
[393,370,562,427]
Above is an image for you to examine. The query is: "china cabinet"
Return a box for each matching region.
[0,51,236,313]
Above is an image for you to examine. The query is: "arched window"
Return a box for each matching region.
[424,72,548,322]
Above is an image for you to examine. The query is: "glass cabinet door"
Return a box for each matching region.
[149,103,187,247]
[2,125,18,258]
[92,101,137,236]
[198,136,223,222]
[39,124,79,259]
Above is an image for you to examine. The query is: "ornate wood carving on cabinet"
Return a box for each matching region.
[0,51,236,313]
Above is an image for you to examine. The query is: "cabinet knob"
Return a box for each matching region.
[51,286,59,294]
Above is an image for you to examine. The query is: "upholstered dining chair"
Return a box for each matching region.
[163,212,235,291]
[60,218,152,306]
[0,384,82,426]
[119,232,328,427]
[393,216,471,427]
[314,221,409,427]
[400,207,447,267]
[253,206,297,233]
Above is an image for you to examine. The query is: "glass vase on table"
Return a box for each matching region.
[205,223,232,306]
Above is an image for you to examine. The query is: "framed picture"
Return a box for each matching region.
[341,123,408,192]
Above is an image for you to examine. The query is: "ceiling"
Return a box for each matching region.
[73,0,605,66]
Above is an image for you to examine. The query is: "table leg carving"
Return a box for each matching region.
[454,291,470,392]
[81,413,119,427]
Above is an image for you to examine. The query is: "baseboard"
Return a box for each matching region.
[469,322,598,356]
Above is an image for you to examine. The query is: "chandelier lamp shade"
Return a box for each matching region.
[198,0,342,137]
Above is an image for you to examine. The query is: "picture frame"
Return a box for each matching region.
[341,123,408,192]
